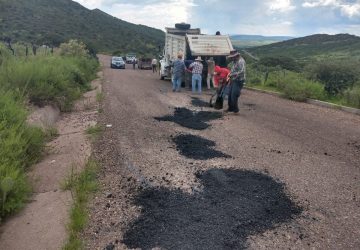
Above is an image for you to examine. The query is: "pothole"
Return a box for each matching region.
[122,168,302,250]
[191,97,209,108]
[155,108,223,130]
[172,134,231,160]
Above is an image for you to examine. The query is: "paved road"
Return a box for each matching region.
[84,55,360,249]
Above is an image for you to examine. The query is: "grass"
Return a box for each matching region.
[96,92,104,102]
[62,158,99,250]
[85,124,103,141]
[0,91,44,219]
[0,54,99,112]
[247,66,360,109]
[0,42,99,221]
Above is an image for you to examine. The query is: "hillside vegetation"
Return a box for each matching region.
[231,35,293,49]
[0,0,165,55]
[242,34,360,108]
[248,34,360,61]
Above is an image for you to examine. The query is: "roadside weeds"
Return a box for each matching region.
[62,159,100,250]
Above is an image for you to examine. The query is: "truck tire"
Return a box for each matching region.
[175,23,191,30]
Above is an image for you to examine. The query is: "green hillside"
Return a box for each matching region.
[248,34,360,61]
[0,0,165,55]
[231,35,293,49]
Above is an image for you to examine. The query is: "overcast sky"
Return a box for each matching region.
[73,0,360,36]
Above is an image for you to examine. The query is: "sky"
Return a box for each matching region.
[73,0,360,36]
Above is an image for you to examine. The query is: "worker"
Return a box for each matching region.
[172,53,186,92]
[188,56,204,94]
[152,58,158,73]
[206,57,215,90]
[132,58,136,70]
[226,50,246,113]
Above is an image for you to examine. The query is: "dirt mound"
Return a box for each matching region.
[173,134,231,160]
[122,169,302,249]
[155,108,223,130]
[191,97,210,108]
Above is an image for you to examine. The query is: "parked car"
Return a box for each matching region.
[111,57,125,69]
[138,58,152,69]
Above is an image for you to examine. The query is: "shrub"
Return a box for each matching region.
[259,56,300,72]
[262,70,326,101]
[306,61,359,95]
[0,91,44,218]
[0,55,98,111]
[59,40,89,57]
[282,79,325,101]
[343,86,360,108]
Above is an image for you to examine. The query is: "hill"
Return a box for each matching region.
[231,35,293,48]
[247,34,360,61]
[0,0,165,55]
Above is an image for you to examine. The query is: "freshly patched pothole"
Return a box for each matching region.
[172,134,231,160]
[191,97,209,108]
[122,169,302,250]
[155,108,223,130]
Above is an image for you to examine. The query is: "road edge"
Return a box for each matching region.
[244,86,360,116]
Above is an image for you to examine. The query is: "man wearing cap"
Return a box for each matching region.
[227,50,246,113]
[188,56,204,94]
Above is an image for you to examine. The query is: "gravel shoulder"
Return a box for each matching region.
[84,55,360,249]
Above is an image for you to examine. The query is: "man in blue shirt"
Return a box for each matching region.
[172,53,186,92]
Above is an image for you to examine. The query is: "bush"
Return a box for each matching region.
[59,40,89,57]
[0,91,44,218]
[306,61,359,95]
[343,86,360,108]
[259,56,300,71]
[0,55,98,111]
[262,70,326,101]
[0,41,99,220]
[282,79,325,101]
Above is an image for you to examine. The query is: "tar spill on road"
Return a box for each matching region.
[155,108,223,130]
[173,134,231,160]
[122,169,302,250]
[191,97,209,108]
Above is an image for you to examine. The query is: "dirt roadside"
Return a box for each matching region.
[85,55,360,249]
[0,71,103,250]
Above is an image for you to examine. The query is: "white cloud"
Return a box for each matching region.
[268,0,296,13]
[73,0,104,9]
[340,3,360,17]
[302,0,360,18]
[73,0,195,30]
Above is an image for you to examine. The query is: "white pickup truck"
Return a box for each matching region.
[159,23,234,81]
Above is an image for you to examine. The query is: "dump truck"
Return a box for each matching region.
[159,23,234,85]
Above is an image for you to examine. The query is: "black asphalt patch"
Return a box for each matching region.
[122,169,302,250]
[191,97,210,108]
[173,134,231,160]
[155,108,223,130]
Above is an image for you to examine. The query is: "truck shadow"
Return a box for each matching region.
[154,107,223,130]
[122,169,302,250]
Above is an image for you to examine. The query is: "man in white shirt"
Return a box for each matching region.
[152,58,158,73]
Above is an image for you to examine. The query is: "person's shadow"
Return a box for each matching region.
[122,169,302,249]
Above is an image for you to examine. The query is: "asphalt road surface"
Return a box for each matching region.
[83,55,360,249]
